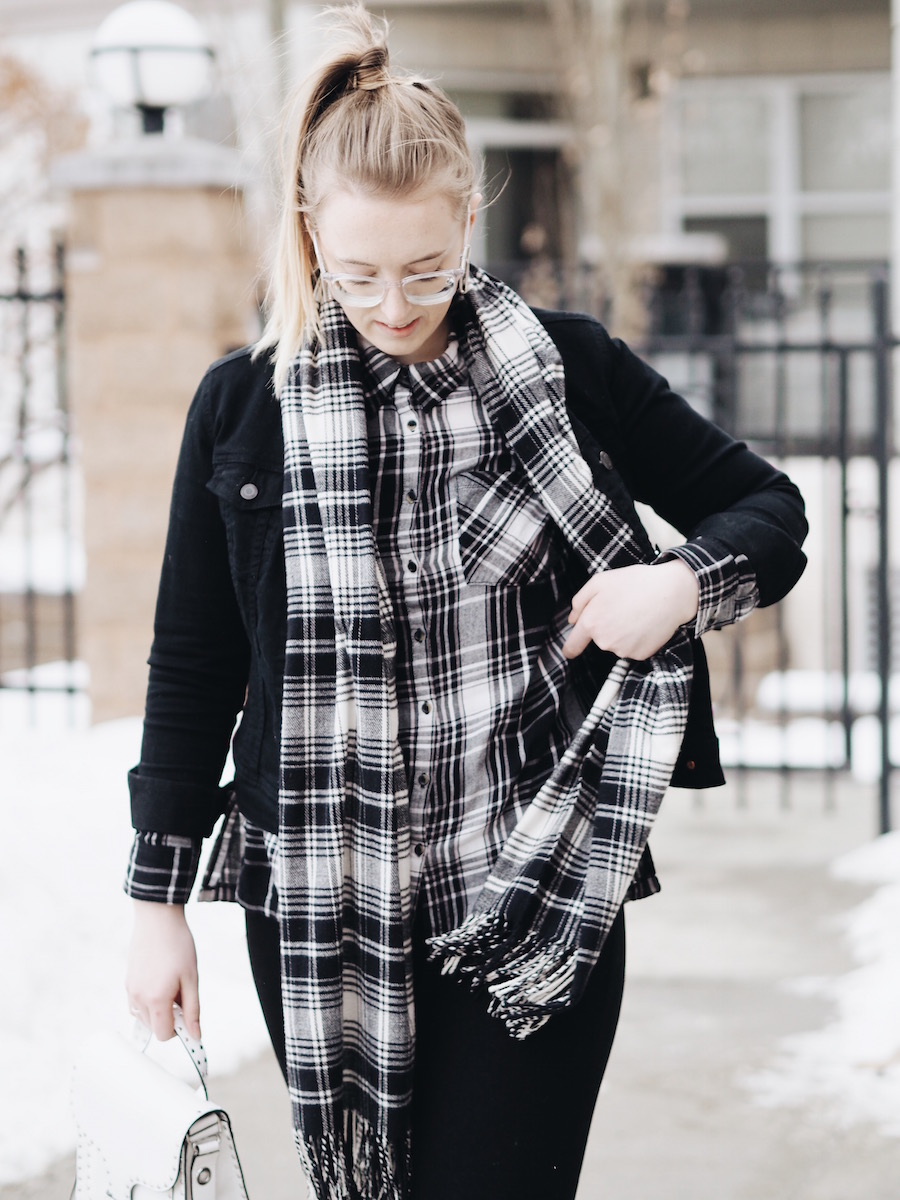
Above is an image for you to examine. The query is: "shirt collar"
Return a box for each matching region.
[360,334,465,413]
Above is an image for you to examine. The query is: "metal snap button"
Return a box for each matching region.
[197,1167,212,1185]
[239,482,259,500]
[598,451,613,470]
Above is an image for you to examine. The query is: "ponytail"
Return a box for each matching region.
[255,4,478,392]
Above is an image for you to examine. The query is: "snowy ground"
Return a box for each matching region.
[0,682,270,1185]
[743,830,900,1136]
[1,675,898,1185]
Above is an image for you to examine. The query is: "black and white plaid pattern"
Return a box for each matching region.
[278,301,415,1200]
[274,268,693,1198]
[124,831,200,905]
[424,272,695,1035]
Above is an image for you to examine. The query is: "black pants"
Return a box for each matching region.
[245,907,626,1200]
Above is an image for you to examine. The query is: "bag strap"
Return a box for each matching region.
[133,1003,209,1097]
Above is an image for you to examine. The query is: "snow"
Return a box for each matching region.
[756,668,900,716]
[744,833,900,1135]
[716,712,900,784]
[0,684,270,1185]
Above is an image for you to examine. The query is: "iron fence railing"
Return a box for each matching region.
[637,264,896,833]
[0,242,80,716]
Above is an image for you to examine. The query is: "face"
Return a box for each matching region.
[311,187,478,364]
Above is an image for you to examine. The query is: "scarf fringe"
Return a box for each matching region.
[429,911,579,1040]
[294,1113,411,1200]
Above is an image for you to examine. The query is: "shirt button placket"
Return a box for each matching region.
[394,377,430,879]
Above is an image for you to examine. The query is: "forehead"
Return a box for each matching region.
[313,188,462,262]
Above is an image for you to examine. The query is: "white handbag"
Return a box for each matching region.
[70,1007,250,1200]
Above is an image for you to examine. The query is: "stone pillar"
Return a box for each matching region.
[52,137,260,721]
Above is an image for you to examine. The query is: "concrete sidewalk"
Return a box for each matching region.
[5,775,896,1199]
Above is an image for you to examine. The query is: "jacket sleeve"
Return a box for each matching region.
[607,333,808,609]
[127,371,252,842]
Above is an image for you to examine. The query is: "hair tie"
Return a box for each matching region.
[352,69,388,92]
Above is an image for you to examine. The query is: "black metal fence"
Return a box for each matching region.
[0,242,81,719]
[638,262,896,832]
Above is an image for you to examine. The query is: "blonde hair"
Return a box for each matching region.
[256,4,479,392]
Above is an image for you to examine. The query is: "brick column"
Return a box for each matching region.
[52,137,260,721]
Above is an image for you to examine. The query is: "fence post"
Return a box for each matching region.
[873,271,893,834]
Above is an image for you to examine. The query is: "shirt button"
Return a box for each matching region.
[239,482,259,500]
[407,419,418,431]
[421,700,432,714]
[406,489,417,503]
[414,843,425,857]
[685,759,696,771]
[407,560,417,573]
[413,628,425,643]
[417,773,428,787]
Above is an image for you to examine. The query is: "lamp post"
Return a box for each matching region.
[90,0,214,135]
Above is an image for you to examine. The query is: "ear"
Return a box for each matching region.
[468,193,483,227]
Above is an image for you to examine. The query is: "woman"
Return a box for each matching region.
[124,7,807,1199]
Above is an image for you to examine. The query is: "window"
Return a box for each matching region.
[663,73,890,263]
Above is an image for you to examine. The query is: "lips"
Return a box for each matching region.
[377,319,419,334]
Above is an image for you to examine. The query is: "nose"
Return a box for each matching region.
[378,282,414,325]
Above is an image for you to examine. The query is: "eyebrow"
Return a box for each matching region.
[334,250,446,270]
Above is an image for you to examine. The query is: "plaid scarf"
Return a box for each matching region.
[277,267,693,1200]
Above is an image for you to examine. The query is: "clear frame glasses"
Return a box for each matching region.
[310,220,472,308]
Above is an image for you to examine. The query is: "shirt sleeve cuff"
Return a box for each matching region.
[660,540,759,637]
[123,831,201,905]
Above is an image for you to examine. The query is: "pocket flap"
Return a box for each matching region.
[207,462,282,509]
[455,469,557,587]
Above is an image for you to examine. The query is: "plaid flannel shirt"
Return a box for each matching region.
[125,337,757,922]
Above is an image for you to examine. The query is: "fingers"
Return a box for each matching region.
[126,985,200,1042]
[148,999,177,1042]
[568,572,605,623]
[179,976,202,1041]
[562,617,595,660]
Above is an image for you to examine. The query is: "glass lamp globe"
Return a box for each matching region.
[91,0,214,134]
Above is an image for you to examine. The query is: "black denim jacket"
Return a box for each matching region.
[128,309,808,840]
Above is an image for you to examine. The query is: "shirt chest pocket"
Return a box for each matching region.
[454,469,558,588]
[206,461,283,586]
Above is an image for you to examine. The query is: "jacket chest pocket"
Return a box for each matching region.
[206,461,283,588]
[454,469,558,588]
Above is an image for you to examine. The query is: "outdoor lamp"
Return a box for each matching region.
[90,0,214,135]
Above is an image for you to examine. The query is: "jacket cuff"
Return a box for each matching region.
[128,766,231,838]
[123,831,201,904]
[661,540,759,637]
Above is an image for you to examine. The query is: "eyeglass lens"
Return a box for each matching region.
[331,274,458,304]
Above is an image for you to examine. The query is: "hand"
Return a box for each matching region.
[125,901,201,1041]
[563,559,699,662]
